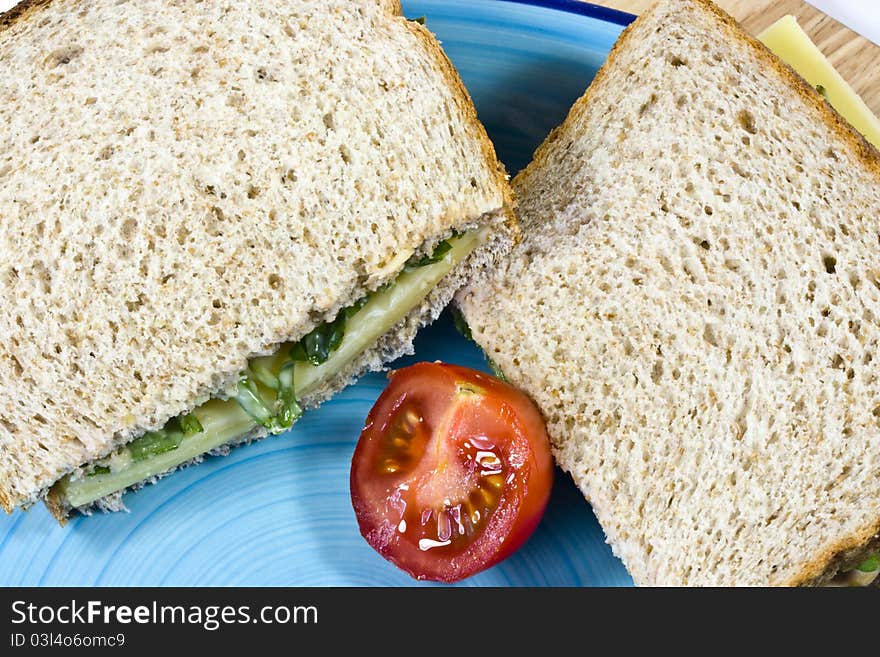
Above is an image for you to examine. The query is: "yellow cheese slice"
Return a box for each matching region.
[758,15,880,149]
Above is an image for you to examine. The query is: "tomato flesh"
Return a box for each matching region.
[350,362,554,582]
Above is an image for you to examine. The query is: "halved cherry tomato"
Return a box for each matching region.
[350,362,554,582]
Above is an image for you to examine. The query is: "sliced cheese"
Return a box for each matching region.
[758,15,880,149]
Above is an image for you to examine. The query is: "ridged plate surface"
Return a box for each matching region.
[0,0,633,587]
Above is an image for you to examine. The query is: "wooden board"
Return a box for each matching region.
[596,0,880,114]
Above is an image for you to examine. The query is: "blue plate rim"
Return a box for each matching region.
[492,0,636,27]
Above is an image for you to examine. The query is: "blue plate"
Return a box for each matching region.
[0,0,634,587]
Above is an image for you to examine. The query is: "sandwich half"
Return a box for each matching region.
[457,0,880,585]
[0,0,515,520]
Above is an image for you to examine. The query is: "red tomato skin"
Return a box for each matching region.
[350,362,554,582]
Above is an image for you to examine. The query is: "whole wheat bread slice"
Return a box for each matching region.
[458,0,880,585]
[0,0,514,512]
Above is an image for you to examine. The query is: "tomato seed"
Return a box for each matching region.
[437,510,452,542]
[452,506,468,536]
[483,473,504,490]
[381,459,400,474]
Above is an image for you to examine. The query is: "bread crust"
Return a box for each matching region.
[400,16,517,233]
[795,530,880,587]
[43,485,67,525]
[0,0,53,30]
[509,0,880,586]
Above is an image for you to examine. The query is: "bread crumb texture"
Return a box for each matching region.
[69,215,514,518]
[459,0,880,585]
[0,0,508,510]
